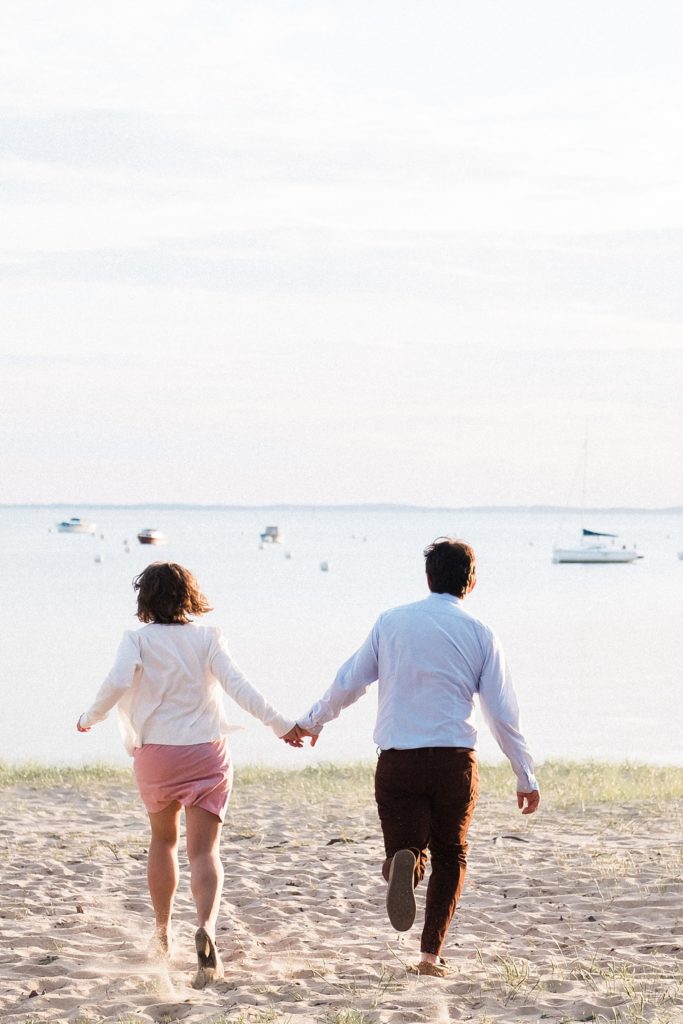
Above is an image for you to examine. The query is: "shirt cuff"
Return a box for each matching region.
[516,770,539,792]
[296,712,322,735]
[272,717,297,739]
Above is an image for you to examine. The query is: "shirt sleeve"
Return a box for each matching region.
[209,631,294,738]
[477,628,539,792]
[297,621,380,733]
[79,631,141,728]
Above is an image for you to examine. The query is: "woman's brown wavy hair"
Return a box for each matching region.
[133,562,213,624]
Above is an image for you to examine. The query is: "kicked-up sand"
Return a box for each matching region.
[0,761,681,1024]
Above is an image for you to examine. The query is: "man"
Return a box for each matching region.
[293,537,540,977]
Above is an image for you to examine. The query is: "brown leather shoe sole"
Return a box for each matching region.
[386,849,417,931]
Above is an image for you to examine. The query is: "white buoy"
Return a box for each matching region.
[285,551,292,559]
[94,553,103,563]
[320,560,329,572]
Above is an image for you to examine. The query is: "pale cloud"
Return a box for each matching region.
[0,0,681,505]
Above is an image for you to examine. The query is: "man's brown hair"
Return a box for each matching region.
[133,562,213,624]
[423,537,477,598]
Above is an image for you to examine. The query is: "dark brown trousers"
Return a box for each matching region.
[374,747,479,955]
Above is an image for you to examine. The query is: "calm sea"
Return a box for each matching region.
[1,505,681,770]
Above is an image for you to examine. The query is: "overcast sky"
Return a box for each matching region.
[1,0,681,507]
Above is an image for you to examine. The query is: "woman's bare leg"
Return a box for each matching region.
[185,805,224,937]
[185,802,223,937]
[186,805,225,988]
[147,801,181,949]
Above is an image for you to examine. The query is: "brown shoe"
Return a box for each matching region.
[192,927,224,989]
[386,849,417,931]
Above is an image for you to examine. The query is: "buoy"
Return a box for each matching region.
[320,560,329,572]
[285,551,292,559]
[94,554,103,563]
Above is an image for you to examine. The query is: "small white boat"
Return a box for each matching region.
[260,525,283,544]
[57,517,96,535]
[553,529,643,564]
[137,528,167,546]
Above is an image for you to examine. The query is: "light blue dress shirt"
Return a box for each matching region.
[299,592,538,792]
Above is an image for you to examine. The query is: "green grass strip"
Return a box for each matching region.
[1,758,681,806]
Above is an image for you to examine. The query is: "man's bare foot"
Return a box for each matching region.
[192,927,224,989]
[408,960,450,977]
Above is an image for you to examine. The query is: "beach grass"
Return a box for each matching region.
[1,758,681,807]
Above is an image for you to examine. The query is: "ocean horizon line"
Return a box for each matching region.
[3,502,682,514]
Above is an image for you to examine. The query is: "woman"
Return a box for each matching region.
[77,561,300,987]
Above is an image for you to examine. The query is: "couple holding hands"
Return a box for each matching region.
[78,538,539,986]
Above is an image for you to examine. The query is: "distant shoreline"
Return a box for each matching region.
[3,502,683,514]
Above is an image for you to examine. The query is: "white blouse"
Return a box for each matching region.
[79,622,294,754]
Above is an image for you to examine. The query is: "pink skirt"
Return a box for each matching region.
[133,739,233,821]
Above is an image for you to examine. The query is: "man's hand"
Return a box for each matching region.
[281,725,319,748]
[517,790,540,814]
[76,716,91,733]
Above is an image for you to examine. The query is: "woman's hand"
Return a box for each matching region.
[76,716,91,733]
[281,724,318,747]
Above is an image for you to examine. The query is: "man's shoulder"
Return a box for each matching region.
[379,597,493,637]
[378,597,432,622]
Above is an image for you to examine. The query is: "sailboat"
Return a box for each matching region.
[553,528,643,563]
[552,438,643,564]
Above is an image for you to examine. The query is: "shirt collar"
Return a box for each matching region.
[428,591,462,605]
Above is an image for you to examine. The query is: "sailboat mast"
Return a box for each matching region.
[581,433,588,530]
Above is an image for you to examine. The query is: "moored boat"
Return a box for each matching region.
[553,529,642,563]
[137,528,168,545]
[260,525,283,544]
[57,517,96,535]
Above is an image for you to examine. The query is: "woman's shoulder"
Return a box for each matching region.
[132,622,224,652]
[190,622,222,637]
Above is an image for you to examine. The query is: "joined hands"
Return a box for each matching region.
[281,724,319,748]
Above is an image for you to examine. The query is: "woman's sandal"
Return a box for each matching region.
[192,927,225,989]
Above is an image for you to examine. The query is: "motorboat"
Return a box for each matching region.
[57,517,96,535]
[137,528,168,545]
[553,529,643,564]
[260,526,283,544]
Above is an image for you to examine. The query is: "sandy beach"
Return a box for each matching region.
[1,763,681,1024]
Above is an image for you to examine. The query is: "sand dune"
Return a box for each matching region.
[1,770,681,1023]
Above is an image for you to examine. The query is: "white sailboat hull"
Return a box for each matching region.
[553,546,642,564]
